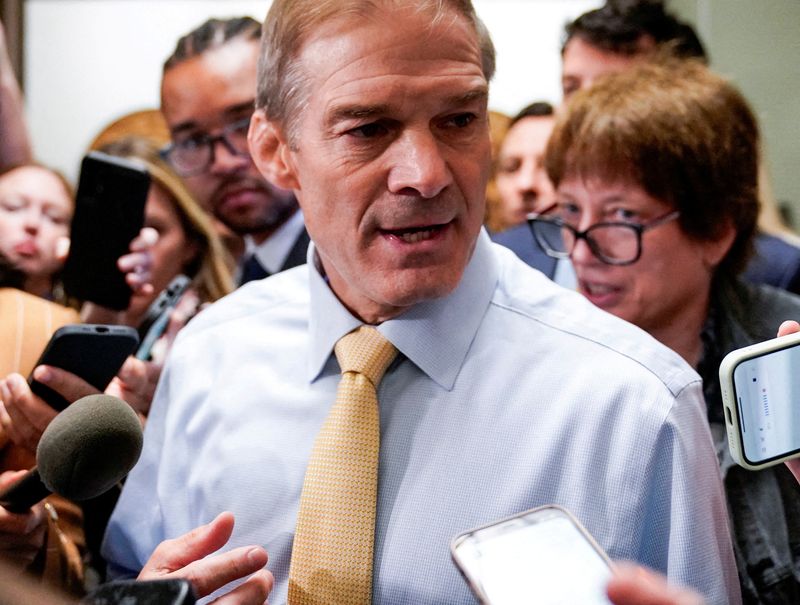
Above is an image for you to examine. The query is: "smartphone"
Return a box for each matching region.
[719,331,800,470]
[81,579,195,605]
[451,505,613,605]
[29,324,139,411]
[62,151,150,310]
[135,274,191,361]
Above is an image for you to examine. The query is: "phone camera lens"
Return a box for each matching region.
[753,377,757,382]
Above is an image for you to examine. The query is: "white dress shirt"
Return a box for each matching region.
[104,230,740,605]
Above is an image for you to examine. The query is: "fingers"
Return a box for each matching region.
[139,513,270,601]
[176,545,268,599]
[777,320,800,338]
[210,569,274,605]
[129,227,159,252]
[107,357,160,416]
[54,236,70,262]
[785,459,800,483]
[0,374,57,454]
[31,365,99,403]
[140,512,236,577]
[607,563,706,605]
[119,227,158,295]
[0,473,47,566]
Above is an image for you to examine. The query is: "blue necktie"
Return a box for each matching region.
[240,255,270,285]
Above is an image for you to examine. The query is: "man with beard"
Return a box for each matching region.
[160,17,309,285]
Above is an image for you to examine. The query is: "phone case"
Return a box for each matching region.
[719,330,800,470]
[450,504,612,605]
[62,151,150,310]
[28,324,139,411]
[135,274,191,361]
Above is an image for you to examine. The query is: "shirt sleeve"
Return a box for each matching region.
[101,363,172,578]
[638,379,742,605]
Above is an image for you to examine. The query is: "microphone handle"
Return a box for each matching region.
[0,468,51,513]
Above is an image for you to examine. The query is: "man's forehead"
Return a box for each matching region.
[295,6,484,93]
[161,39,259,129]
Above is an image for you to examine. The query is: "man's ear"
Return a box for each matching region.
[248,110,299,191]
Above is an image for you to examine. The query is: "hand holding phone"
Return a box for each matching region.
[28,324,139,411]
[62,151,150,310]
[720,331,800,470]
[451,505,613,605]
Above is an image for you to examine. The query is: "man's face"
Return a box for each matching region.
[161,38,296,239]
[495,115,556,227]
[251,6,490,323]
[561,37,644,101]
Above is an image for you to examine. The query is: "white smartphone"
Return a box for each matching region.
[719,331,800,470]
[450,505,613,605]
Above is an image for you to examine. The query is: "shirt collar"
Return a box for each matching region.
[242,208,304,274]
[308,229,499,390]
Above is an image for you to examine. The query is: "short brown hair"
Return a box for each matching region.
[545,59,759,278]
[256,0,495,137]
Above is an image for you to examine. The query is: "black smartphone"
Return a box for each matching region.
[135,274,191,361]
[28,324,140,411]
[81,579,195,605]
[62,151,150,310]
[451,505,613,605]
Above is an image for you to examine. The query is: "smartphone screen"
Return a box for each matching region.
[452,506,612,605]
[732,345,800,464]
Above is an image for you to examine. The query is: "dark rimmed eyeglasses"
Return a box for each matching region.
[160,117,251,177]
[527,210,681,266]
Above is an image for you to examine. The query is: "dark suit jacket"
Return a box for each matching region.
[490,224,557,278]
[281,227,311,271]
[492,225,800,296]
[743,232,800,295]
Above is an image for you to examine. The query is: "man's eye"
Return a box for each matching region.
[446,113,476,128]
[177,135,207,151]
[348,123,388,139]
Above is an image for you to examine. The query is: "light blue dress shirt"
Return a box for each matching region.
[103,231,740,605]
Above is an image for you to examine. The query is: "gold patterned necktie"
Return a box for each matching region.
[288,326,398,605]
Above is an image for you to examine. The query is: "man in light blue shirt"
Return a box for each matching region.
[103,1,739,603]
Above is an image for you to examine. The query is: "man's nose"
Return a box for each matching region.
[387,130,452,198]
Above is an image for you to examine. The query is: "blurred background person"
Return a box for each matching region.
[534,59,800,604]
[493,102,556,230]
[490,102,576,287]
[483,109,510,233]
[160,16,308,284]
[559,0,800,292]
[0,164,73,301]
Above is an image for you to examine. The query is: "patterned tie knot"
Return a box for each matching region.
[334,326,397,387]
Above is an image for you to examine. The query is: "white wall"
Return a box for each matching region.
[23,0,599,181]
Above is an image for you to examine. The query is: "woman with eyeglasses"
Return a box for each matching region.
[532,58,800,604]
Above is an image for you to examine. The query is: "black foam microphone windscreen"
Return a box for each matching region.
[38,393,143,499]
[0,394,143,512]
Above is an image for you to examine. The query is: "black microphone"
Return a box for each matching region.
[0,394,143,513]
